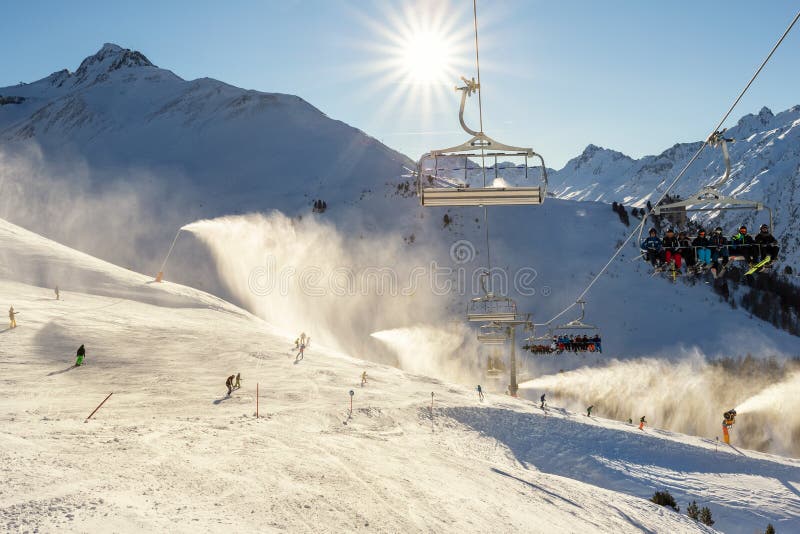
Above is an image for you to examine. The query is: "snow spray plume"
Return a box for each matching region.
[0,144,214,290]
[183,212,482,381]
[520,351,800,456]
[370,324,482,381]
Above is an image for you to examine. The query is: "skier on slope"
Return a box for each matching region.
[361,371,367,387]
[8,306,18,329]
[754,224,779,264]
[55,286,60,300]
[586,405,594,417]
[540,393,546,410]
[640,229,663,268]
[234,373,242,389]
[639,416,647,430]
[226,375,235,396]
[477,384,484,402]
[75,344,86,366]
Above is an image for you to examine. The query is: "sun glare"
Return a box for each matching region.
[401,30,455,84]
[347,0,477,145]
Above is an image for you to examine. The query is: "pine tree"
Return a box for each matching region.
[699,506,714,526]
[650,490,679,512]
[765,523,775,534]
[686,500,699,520]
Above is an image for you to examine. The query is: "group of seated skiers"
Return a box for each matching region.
[640,224,779,273]
[523,334,603,355]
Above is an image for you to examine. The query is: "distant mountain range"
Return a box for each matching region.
[549,105,800,266]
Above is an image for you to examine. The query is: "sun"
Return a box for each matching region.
[401,29,457,85]
[345,0,476,145]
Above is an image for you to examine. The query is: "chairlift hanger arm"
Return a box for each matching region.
[707,130,735,189]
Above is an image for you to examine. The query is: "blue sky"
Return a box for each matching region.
[2,0,799,167]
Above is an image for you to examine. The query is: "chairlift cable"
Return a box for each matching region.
[541,8,800,327]
[472,0,491,272]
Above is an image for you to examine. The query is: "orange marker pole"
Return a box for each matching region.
[85,392,113,422]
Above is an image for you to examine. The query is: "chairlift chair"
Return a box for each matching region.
[651,131,774,232]
[417,77,547,207]
[477,322,510,345]
[554,300,599,333]
[523,324,553,344]
[467,293,518,323]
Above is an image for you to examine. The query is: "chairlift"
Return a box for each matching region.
[485,349,506,375]
[477,322,509,345]
[551,300,603,354]
[467,272,518,322]
[523,324,553,344]
[554,300,599,332]
[651,130,773,232]
[416,72,547,206]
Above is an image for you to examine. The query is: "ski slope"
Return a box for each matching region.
[2,218,799,533]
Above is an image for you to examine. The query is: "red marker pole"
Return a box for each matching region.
[85,392,113,422]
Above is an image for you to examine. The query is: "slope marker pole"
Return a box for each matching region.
[85,392,113,422]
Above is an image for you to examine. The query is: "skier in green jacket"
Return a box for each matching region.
[75,345,86,366]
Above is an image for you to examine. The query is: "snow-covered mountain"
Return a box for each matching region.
[0,43,411,277]
[2,216,798,533]
[1,44,798,362]
[550,106,800,266]
[0,43,409,208]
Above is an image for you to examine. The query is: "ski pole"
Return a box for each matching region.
[85,392,113,422]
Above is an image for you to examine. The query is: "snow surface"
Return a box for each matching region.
[2,219,799,533]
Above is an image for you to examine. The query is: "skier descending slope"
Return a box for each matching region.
[75,344,86,366]
[477,384,484,402]
[540,393,546,410]
[361,371,367,387]
[225,375,235,396]
[8,306,18,329]
[586,405,594,417]
[295,341,306,362]
[234,373,242,390]
[639,416,647,430]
